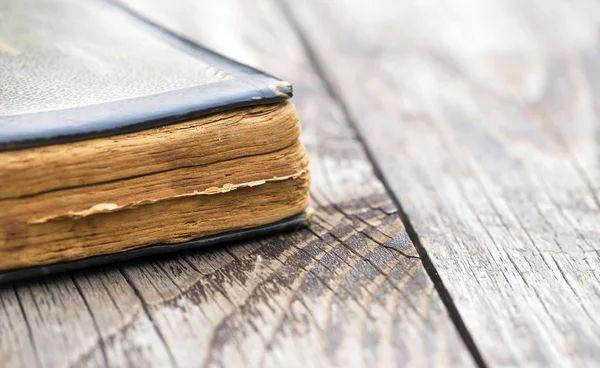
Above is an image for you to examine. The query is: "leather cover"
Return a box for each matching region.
[0,0,292,150]
[1,0,307,283]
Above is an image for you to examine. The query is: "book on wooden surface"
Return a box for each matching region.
[0,0,311,283]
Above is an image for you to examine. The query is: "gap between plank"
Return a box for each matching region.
[277,2,488,367]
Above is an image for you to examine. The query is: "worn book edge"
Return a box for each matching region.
[0,208,314,284]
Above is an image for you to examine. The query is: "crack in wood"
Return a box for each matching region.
[276,2,488,366]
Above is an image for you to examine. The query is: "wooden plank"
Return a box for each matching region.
[283,0,600,366]
[0,0,473,367]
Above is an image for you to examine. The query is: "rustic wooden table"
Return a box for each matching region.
[3,0,600,367]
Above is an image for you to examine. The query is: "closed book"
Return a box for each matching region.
[0,0,311,283]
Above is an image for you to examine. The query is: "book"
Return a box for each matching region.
[0,0,311,282]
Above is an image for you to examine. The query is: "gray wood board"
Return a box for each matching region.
[0,0,472,367]
[284,0,600,366]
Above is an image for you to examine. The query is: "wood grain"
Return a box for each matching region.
[0,0,474,367]
[284,0,600,366]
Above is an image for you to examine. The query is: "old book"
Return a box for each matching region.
[0,0,311,282]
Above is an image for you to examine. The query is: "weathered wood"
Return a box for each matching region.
[0,0,472,367]
[284,0,600,366]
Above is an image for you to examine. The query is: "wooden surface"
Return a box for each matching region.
[284,0,600,366]
[3,0,600,366]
